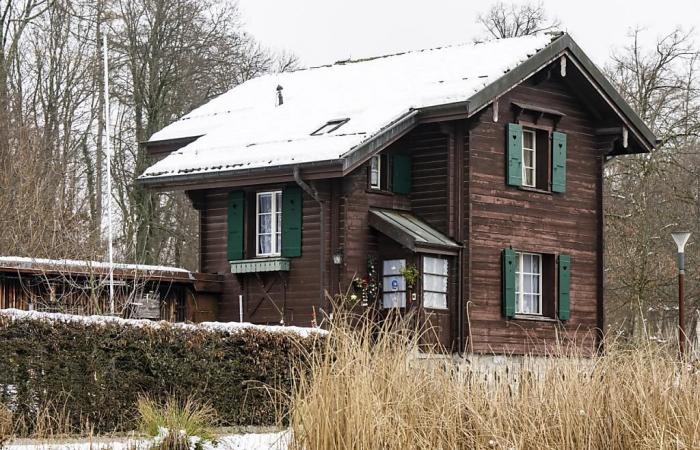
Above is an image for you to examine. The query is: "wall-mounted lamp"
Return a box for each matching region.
[332,250,343,265]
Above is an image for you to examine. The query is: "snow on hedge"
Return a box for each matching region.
[0,308,326,338]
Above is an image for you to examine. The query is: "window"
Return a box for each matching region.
[522,129,536,187]
[515,252,542,315]
[519,127,552,191]
[382,259,406,308]
[256,191,282,256]
[423,257,448,310]
[310,118,349,136]
[368,154,390,190]
[370,155,381,189]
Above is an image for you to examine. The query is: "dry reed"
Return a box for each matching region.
[289,311,700,450]
[0,404,11,448]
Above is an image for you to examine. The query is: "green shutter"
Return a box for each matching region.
[507,123,523,187]
[392,154,412,194]
[558,254,571,321]
[552,131,567,193]
[281,186,303,257]
[502,248,516,318]
[227,191,245,261]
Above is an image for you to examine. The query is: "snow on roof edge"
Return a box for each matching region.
[0,256,190,274]
[0,308,328,338]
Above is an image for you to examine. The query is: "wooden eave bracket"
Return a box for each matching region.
[512,101,565,127]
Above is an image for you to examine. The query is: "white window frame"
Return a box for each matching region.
[522,129,536,188]
[515,252,542,315]
[370,155,381,189]
[382,259,406,309]
[256,191,282,257]
[422,256,448,310]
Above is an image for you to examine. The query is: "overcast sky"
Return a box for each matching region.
[236,0,698,68]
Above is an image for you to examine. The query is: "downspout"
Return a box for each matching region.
[293,167,326,312]
[442,122,466,356]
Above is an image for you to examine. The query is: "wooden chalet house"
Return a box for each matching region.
[140,33,656,354]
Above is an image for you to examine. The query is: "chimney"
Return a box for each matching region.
[276,85,284,106]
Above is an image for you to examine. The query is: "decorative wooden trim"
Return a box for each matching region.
[230,257,291,274]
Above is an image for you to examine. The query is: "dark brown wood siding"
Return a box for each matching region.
[198,184,332,326]
[407,124,449,235]
[340,124,455,347]
[466,76,601,355]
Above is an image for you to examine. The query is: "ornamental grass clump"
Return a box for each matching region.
[288,310,700,450]
[137,396,217,450]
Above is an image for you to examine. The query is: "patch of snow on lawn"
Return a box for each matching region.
[5,431,290,450]
[210,431,289,450]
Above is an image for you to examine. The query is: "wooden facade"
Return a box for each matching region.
[143,35,656,355]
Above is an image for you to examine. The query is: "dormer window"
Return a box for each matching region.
[311,118,349,136]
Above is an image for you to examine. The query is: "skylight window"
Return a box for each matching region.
[311,118,349,136]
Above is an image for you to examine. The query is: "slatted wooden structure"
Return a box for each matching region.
[0,257,223,322]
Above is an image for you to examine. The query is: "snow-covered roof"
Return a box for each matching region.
[141,34,557,181]
[0,256,190,275]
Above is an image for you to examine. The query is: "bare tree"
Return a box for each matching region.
[108,0,299,266]
[476,1,560,39]
[0,0,298,274]
[604,28,700,340]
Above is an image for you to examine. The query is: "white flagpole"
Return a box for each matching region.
[103,34,114,314]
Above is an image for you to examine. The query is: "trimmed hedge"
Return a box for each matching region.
[0,310,323,435]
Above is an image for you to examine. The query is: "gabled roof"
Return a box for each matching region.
[140,33,656,188]
[368,209,460,255]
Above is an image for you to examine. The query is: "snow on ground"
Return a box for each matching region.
[0,308,326,338]
[214,431,288,450]
[5,431,290,450]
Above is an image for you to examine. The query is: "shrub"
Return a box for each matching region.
[0,310,323,436]
[289,310,700,450]
[138,396,217,450]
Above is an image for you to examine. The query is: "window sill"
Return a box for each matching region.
[366,188,394,196]
[512,314,557,322]
[518,186,552,195]
[230,257,290,274]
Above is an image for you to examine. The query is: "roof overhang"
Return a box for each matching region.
[466,33,657,154]
[138,158,344,192]
[368,208,461,255]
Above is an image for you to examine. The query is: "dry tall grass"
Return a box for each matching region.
[0,404,11,448]
[289,312,700,450]
[10,396,96,439]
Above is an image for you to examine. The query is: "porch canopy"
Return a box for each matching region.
[368,209,461,255]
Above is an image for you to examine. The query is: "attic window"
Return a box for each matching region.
[311,118,349,136]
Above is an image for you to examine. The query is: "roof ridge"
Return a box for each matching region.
[295,32,563,73]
